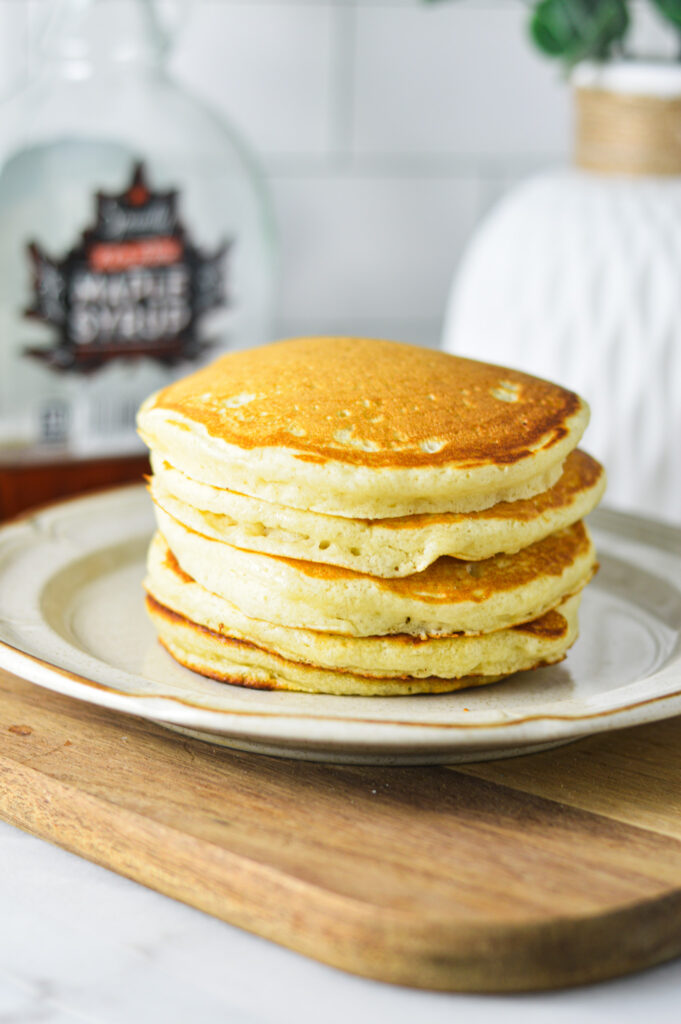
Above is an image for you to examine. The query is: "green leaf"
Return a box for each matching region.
[531,0,582,55]
[530,0,629,65]
[650,0,681,29]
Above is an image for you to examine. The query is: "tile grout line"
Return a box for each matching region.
[327,0,357,167]
[260,154,560,179]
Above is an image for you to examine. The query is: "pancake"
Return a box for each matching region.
[146,590,580,696]
[149,449,605,577]
[137,337,589,518]
[138,336,604,697]
[145,531,582,681]
[153,504,596,637]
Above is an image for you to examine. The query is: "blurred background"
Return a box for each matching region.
[1,0,680,520]
[0,0,673,350]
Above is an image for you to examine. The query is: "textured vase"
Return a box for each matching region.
[443,63,681,522]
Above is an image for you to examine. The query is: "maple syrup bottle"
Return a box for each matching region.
[0,0,276,475]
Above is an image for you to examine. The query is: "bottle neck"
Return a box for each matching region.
[39,0,167,76]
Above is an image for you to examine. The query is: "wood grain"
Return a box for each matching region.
[0,453,148,521]
[1,668,681,992]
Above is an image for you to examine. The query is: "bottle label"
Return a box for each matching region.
[23,162,228,373]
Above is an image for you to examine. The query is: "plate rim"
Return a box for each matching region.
[1,484,681,757]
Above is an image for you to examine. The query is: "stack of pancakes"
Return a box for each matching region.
[137,337,605,696]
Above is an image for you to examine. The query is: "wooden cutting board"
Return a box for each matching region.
[2,669,681,993]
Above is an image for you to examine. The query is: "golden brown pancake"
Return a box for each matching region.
[149,448,605,575]
[137,337,590,517]
[146,591,581,696]
[144,531,582,681]
[153,502,596,636]
[137,336,603,697]
[145,337,582,468]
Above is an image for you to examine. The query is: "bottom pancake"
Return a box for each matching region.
[145,591,581,697]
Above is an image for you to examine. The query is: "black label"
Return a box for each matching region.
[24,162,229,373]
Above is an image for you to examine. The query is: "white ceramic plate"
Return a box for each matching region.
[0,485,680,764]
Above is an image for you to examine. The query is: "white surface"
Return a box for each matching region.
[2,488,681,762]
[2,818,681,1024]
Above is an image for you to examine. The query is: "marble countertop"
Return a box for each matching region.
[2,820,681,1024]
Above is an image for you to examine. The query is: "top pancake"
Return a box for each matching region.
[138,337,589,518]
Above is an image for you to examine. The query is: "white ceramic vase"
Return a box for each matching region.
[443,62,681,522]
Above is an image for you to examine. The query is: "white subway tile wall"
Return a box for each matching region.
[352,4,570,159]
[0,3,28,99]
[4,0,679,347]
[172,3,339,157]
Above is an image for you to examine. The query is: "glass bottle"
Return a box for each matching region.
[0,0,276,461]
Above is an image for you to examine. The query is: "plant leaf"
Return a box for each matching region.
[650,0,681,29]
[530,0,629,65]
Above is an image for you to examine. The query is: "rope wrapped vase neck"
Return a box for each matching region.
[573,63,681,177]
